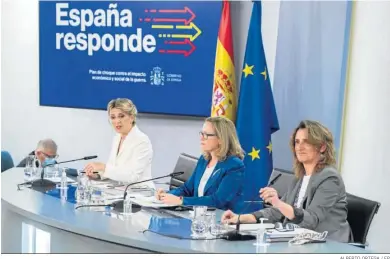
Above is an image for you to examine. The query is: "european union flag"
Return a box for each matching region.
[236,1,279,213]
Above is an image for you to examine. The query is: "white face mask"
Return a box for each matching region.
[288,231,328,245]
[42,157,56,167]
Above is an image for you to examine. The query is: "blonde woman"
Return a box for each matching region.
[84,98,154,189]
[222,120,352,243]
[157,116,245,210]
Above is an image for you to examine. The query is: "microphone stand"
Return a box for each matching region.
[111,172,184,211]
[17,163,57,190]
[75,172,184,212]
[17,156,98,190]
[222,173,282,241]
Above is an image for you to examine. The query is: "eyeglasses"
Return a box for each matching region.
[199,131,217,140]
[41,151,59,159]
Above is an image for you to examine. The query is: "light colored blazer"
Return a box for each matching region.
[253,166,352,243]
[101,125,154,189]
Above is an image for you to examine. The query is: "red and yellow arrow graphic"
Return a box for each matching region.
[159,39,196,57]
[140,7,196,25]
[151,22,202,42]
[139,7,199,56]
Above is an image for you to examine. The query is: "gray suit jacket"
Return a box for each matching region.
[253,166,352,243]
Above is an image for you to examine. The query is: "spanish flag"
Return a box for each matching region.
[211,0,237,122]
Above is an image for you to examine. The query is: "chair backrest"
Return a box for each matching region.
[169,153,199,190]
[346,193,380,244]
[1,151,14,172]
[268,168,295,198]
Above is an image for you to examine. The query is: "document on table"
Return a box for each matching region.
[128,195,176,208]
[228,223,275,231]
[102,188,124,200]
[265,228,307,239]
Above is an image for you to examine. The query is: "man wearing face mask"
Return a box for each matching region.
[17,139,58,168]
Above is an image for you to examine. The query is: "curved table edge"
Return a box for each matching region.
[1,198,201,253]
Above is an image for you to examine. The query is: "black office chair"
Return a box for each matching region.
[169,153,198,190]
[346,193,380,248]
[263,168,295,208]
[269,168,295,198]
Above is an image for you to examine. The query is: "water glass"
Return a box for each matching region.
[193,206,207,218]
[191,218,208,238]
[90,188,105,205]
[191,206,208,238]
[206,212,229,236]
[76,173,90,204]
[123,197,133,216]
[207,213,218,234]
[31,166,41,181]
[44,164,59,179]
[23,155,35,183]
[210,223,229,236]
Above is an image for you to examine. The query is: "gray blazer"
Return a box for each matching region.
[253,166,352,243]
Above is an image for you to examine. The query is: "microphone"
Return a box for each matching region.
[268,173,282,186]
[17,155,98,190]
[222,172,282,241]
[38,155,98,187]
[112,171,184,210]
[44,155,98,168]
[76,172,184,211]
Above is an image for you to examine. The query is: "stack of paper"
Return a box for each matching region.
[129,195,176,208]
[265,228,316,242]
[228,223,275,232]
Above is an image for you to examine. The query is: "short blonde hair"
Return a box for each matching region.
[203,116,245,161]
[107,98,138,125]
[289,120,336,178]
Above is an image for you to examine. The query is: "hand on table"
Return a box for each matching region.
[159,193,183,206]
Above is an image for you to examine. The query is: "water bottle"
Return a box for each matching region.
[76,172,88,204]
[209,212,221,236]
[60,170,68,202]
[254,218,269,246]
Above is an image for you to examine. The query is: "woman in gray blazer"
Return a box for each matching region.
[222,120,353,243]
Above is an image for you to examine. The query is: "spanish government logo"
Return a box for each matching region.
[150,66,165,86]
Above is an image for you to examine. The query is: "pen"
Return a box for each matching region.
[244,200,264,203]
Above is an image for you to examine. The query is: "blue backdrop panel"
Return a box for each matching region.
[271,1,352,170]
[39,1,222,116]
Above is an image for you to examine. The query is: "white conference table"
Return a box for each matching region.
[1,167,373,253]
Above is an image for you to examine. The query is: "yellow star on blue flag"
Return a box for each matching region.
[248,147,260,161]
[243,64,254,78]
[266,141,273,154]
[261,67,267,80]
[235,1,279,213]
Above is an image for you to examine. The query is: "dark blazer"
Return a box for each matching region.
[168,155,245,210]
[253,166,352,243]
[16,151,35,168]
